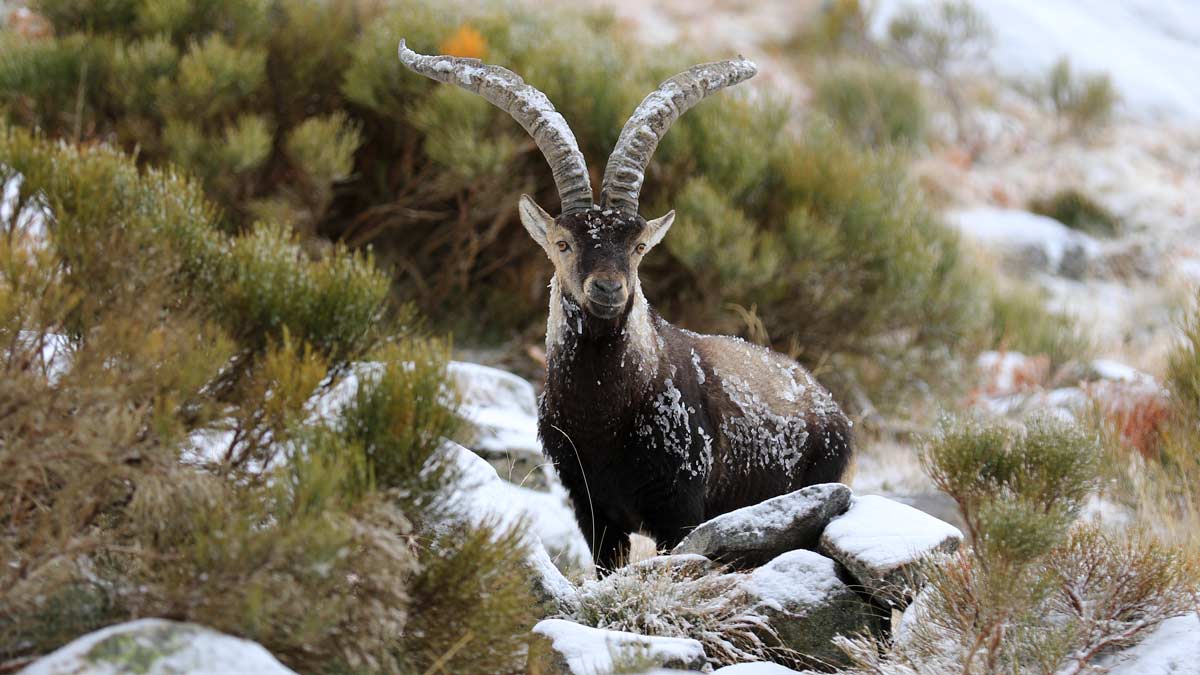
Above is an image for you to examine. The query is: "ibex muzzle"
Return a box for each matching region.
[400,40,853,574]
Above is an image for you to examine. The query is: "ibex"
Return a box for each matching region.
[400,41,852,572]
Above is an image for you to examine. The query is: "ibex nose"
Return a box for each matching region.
[592,279,622,295]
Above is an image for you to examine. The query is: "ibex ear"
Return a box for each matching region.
[644,210,675,251]
[518,194,554,255]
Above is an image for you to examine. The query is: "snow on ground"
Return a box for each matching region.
[1102,613,1200,675]
[873,0,1200,123]
[180,359,592,571]
[447,361,591,571]
[821,495,962,570]
[442,439,591,572]
[712,664,808,675]
[531,619,706,675]
[311,361,591,572]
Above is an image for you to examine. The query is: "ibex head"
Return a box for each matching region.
[398,40,756,322]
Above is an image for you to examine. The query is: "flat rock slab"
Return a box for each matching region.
[19,618,296,675]
[740,550,878,669]
[819,495,963,609]
[672,483,852,567]
[527,619,707,675]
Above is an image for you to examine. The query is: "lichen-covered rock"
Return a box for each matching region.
[449,361,541,454]
[18,619,296,675]
[819,495,963,609]
[527,619,707,675]
[739,550,878,669]
[671,484,852,567]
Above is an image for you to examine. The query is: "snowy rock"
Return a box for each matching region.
[450,361,540,454]
[740,550,877,668]
[713,664,816,675]
[819,495,963,609]
[307,361,591,574]
[449,362,591,571]
[671,483,852,567]
[1102,613,1200,675]
[527,619,707,675]
[947,208,1100,279]
[438,442,581,614]
[631,666,816,675]
[18,618,296,675]
[1089,358,1155,384]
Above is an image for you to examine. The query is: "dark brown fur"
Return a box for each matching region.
[536,209,853,573]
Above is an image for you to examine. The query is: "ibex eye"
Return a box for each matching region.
[556,241,570,252]
[635,243,647,254]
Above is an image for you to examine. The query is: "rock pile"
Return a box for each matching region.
[533,483,967,674]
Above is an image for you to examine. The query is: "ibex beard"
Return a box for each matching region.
[400,40,853,574]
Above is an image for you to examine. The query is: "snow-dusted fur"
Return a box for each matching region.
[537,208,852,573]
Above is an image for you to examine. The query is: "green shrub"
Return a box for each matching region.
[0,131,533,673]
[921,415,1098,554]
[1100,291,1200,554]
[1029,187,1122,237]
[840,415,1196,673]
[402,523,538,675]
[886,0,993,74]
[0,0,994,408]
[989,283,1093,369]
[661,119,986,406]
[1043,57,1118,136]
[812,61,927,148]
[886,1,992,146]
[783,0,873,58]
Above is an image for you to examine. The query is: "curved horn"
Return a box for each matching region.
[600,57,757,214]
[398,39,593,213]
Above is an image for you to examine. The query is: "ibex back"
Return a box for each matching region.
[400,41,853,573]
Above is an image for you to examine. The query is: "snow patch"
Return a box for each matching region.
[744,549,847,610]
[873,0,1200,122]
[19,618,296,675]
[440,439,590,574]
[451,361,540,454]
[1103,613,1200,674]
[822,495,963,570]
[713,664,808,675]
[531,618,706,675]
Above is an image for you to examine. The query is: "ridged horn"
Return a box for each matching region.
[600,56,757,214]
[398,39,593,213]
